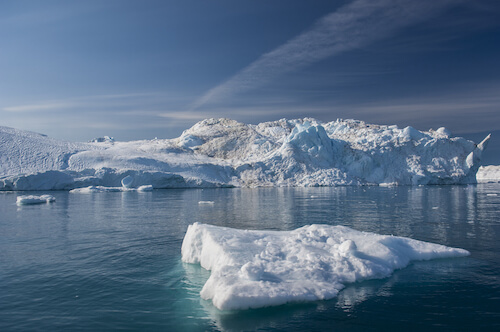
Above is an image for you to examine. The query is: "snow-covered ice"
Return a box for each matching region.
[181,223,470,310]
[16,194,56,205]
[69,184,153,193]
[0,118,491,190]
[137,185,154,192]
[477,165,500,183]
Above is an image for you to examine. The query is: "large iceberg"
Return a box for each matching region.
[0,118,491,190]
[181,223,469,310]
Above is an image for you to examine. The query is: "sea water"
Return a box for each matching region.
[0,184,499,331]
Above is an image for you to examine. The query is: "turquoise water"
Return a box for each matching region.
[1,185,499,331]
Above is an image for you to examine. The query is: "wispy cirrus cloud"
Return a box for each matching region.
[191,0,458,110]
[0,92,197,141]
[3,102,74,112]
[2,92,173,113]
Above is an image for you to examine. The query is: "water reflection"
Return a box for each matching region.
[2,184,499,331]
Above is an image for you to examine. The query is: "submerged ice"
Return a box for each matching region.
[0,118,492,190]
[181,223,469,310]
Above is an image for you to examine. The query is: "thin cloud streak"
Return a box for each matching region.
[191,0,457,110]
[3,102,74,112]
[2,92,176,113]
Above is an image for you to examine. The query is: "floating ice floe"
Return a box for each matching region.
[181,223,469,310]
[69,185,153,193]
[16,195,56,205]
[137,185,153,191]
[198,201,215,205]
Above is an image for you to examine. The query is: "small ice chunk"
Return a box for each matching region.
[70,185,153,193]
[198,201,215,205]
[16,195,56,205]
[181,223,470,310]
[70,186,123,193]
[137,185,153,192]
[121,175,134,188]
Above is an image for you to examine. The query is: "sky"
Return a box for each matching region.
[1,0,500,161]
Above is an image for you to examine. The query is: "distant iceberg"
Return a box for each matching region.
[181,223,469,310]
[16,194,56,205]
[477,165,500,183]
[0,118,491,190]
[70,185,153,193]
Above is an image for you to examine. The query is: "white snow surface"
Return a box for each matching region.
[16,194,56,205]
[181,223,469,310]
[0,118,491,190]
[477,165,500,183]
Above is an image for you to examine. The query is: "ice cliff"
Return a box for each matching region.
[0,118,491,190]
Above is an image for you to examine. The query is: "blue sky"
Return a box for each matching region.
[1,0,500,159]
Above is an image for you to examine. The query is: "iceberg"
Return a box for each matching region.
[0,118,491,190]
[477,165,500,183]
[16,194,56,205]
[181,223,469,310]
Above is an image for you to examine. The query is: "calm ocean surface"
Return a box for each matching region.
[1,185,499,331]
